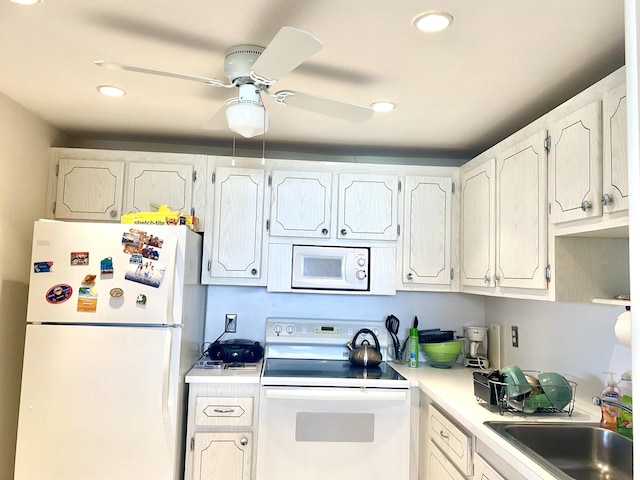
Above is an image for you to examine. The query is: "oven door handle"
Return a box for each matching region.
[264,388,408,402]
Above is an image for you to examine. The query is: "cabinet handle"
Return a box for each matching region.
[580,200,592,211]
[251,268,258,275]
[340,228,348,236]
[321,228,329,235]
[493,274,500,283]
[483,275,490,284]
[109,209,118,218]
[213,408,235,413]
[240,437,249,446]
[406,273,413,280]
[439,430,449,440]
[602,194,613,206]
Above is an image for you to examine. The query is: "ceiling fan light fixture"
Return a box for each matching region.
[96,85,126,97]
[226,102,269,138]
[370,101,396,112]
[413,11,453,33]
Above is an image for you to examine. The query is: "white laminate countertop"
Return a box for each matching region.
[392,362,603,480]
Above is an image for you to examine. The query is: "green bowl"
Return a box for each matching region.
[420,340,463,368]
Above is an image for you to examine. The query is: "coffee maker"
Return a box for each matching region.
[463,326,489,368]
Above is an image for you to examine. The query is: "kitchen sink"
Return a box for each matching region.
[484,422,632,480]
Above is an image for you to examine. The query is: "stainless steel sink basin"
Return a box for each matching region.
[485,422,632,480]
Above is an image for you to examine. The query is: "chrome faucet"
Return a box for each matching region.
[592,396,633,414]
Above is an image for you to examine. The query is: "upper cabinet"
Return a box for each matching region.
[203,167,266,285]
[50,148,206,231]
[55,158,124,221]
[548,101,603,223]
[400,175,453,288]
[460,131,548,293]
[268,170,399,241]
[268,170,332,238]
[337,174,399,241]
[602,82,628,215]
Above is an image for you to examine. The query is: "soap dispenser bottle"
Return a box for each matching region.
[617,369,633,438]
[600,371,620,432]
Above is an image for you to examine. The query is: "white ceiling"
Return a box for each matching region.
[0,0,625,159]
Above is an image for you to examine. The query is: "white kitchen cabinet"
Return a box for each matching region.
[401,175,452,287]
[427,440,467,480]
[428,404,473,477]
[203,167,266,284]
[191,432,252,480]
[602,82,628,214]
[461,131,547,292]
[337,173,399,240]
[54,158,125,221]
[473,455,506,480]
[268,170,332,238]
[548,101,603,224]
[124,162,194,214]
[184,383,258,480]
[460,158,495,289]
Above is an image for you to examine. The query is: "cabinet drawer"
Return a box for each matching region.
[428,405,472,476]
[474,454,506,480]
[195,396,254,426]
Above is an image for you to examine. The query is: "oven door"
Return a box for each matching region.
[256,386,410,480]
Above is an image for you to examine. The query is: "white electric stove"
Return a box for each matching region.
[256,318,411,480]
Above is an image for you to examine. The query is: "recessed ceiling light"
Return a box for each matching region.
[9,0,42,4]
[370,101,396,112]
[413,11,453,33]
[97,85,126,97]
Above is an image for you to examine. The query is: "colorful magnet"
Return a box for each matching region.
[136,294,147,305]
[100,257,114,274]
[77,287,98,312]
[46,284,72,304]
[110,287,124,298]
[82,274,97,285]
[34,261,53,273]
[70,252,89,266]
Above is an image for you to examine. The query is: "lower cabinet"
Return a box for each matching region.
[184,383,258,480]
[427,440,467,480]
[473,454,506,480]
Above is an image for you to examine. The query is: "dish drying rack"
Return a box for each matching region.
[473,370,577,416]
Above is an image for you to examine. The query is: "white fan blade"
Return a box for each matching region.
[251,27,322,82]
[95,61,232,87]
[204,104,229,130]
[277,91,374,122]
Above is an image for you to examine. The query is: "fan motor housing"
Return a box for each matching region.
[224,44,264,84]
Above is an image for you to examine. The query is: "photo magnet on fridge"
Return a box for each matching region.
[34,261,53,273]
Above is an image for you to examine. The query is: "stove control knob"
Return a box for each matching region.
[356,270,367,280]
[357,257,366,267]
[286,324,296,335]
[273,324,283,335]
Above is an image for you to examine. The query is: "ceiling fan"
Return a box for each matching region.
[95,26,374,138]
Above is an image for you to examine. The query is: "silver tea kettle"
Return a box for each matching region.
[346,328,382,367]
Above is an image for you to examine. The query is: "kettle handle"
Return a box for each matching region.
[351,328,381,351]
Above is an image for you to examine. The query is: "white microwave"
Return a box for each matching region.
[291,245,369,291]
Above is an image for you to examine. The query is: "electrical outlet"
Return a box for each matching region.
[511,326,519,347]
[225,314,237,333]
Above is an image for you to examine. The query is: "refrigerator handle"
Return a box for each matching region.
[161,329,172,418]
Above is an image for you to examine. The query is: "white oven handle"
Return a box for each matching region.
[264,388,407,402]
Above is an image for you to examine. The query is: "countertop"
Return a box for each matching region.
[184,360,603,479]
[392,362,602,480]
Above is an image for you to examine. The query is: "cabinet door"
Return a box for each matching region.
[460,159,496,288]
[402,176,452,286]
[208,168,264,279]
[269,170,332,238]
[496,131,548,289]
[54,158,124,220]
[548,101,603,223]
[603,83,628,214]
[125,162,193,214]
[191,432,251,480]
[337,173,398,240]
[427,440,466,480]
[473,455,506,480]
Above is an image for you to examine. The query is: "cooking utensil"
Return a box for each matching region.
[346,328,383,367]
[385,315,401,361]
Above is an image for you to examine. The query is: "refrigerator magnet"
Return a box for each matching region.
[70,252,89,266]
[46,284,72,304]
[100,257,114,274]
[110,287,124,298]
[77,287,98,312]
[82,274,97,286]
[34,261,53,273]
[136,294,147,305]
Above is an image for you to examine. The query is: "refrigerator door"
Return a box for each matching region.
[15,324,184,480]
[27,221,179,325]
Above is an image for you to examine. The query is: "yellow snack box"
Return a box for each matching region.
[121,205,198,230]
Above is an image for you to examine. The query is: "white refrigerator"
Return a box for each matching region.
[14,220,206,480]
